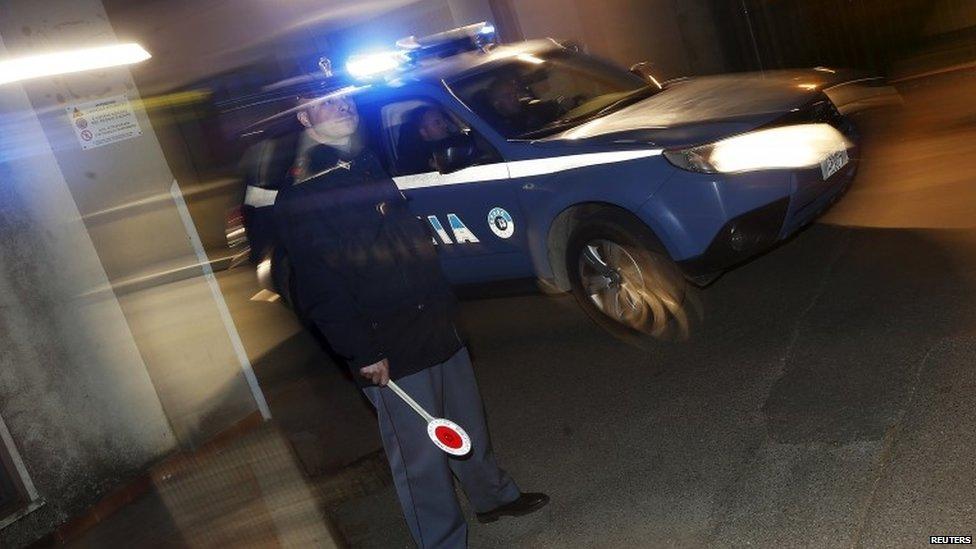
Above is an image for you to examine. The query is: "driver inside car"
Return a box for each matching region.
[399,105,494,174]
[483,76,564,137]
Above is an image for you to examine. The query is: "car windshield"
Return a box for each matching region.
[446,49,649,139]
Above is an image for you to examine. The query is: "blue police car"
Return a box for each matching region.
[236,23,859,340]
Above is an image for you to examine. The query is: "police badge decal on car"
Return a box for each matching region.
[487,207,514,239]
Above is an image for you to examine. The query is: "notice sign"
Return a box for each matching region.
[66,94,143,150]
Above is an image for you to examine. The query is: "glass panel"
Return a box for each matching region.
[447,50,645,138]
[377,98,500,175]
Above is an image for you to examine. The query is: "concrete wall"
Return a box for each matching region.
[0,0,221,282]
[922,0,976,35]
[0,34,176,548]
[0,0,263,448]
[504,0,729,79]
[0,0,272,541]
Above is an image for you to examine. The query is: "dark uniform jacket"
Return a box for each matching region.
[273,145,462,385]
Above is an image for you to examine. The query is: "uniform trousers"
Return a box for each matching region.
[362,346,520,548]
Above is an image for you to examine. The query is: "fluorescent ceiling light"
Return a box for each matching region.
[0,43,151,86]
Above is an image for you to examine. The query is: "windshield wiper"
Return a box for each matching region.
[518,118,590,139]
[591,84,659,118]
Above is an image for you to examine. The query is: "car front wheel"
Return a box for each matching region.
[566,209,693,342]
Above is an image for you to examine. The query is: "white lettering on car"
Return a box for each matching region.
[427,215,453,245]
[425,214,481,245]
[447,213,480,244]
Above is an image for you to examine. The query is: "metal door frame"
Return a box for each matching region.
[0,413,40,528]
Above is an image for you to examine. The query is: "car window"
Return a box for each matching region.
[376,98,501,176]
[446,50,646,139]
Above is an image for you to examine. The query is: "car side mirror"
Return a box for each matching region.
[629,61,662,89]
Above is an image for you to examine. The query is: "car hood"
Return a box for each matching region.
[550,69,841,148]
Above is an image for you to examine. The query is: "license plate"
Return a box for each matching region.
[820,149,849,181]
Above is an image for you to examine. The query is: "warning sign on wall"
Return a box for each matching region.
[65,94,143,150]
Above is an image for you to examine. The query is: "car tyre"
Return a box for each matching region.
[566,208,696,343]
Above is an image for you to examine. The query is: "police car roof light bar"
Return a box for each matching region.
[345,22,496,81]
[395,21,496,59]
[346,50,408,79]
[396,21,493,49]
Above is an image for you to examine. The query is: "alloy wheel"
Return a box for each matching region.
[578,239,655,330]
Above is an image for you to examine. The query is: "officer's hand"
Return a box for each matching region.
[360,359,390,386]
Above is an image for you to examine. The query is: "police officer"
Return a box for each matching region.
[273,88,549,548]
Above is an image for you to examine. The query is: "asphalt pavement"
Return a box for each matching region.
[327,72,976,547]
[150,71,976,548]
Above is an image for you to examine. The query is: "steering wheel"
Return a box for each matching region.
[554,94,585,112]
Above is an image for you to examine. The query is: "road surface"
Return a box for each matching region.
[97,71,974,548]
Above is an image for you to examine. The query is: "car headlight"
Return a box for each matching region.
[663,123,851,174]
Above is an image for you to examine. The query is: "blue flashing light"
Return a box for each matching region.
[346,51,406,79]
[347,22,496,81]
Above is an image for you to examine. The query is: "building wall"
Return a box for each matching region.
[503,0,729,79]
[922,0,976,35]
[710,0,968,75]
[0,0,263,448]
[0,34,176,548]
[0,0,272,542]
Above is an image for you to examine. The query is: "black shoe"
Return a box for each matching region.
[476,492,550,523]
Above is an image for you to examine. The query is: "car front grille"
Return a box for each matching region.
[775,92,854,139]
[808,94,856,139]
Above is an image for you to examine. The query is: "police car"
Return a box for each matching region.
[235,22,859,340]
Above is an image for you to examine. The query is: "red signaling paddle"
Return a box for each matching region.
[386,380,472,456]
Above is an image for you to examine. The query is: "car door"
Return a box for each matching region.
[368,94,534,284]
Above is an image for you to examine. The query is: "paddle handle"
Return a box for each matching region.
[387,380,435,423]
